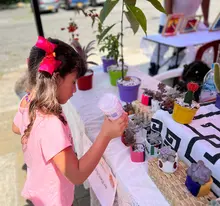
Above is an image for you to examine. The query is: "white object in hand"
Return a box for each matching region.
[98,93,124,120]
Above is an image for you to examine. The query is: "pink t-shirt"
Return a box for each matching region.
[14,103,75,206]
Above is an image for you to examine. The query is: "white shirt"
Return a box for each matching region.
[160,0,203,26]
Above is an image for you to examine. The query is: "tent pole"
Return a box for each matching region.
[32,0,44,37]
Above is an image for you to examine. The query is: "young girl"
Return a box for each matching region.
[12,36,128,206]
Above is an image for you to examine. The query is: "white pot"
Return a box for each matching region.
[158,153,178,173]
[151,100,161,113]
[145,139,161,157]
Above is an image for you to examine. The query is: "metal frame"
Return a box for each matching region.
[32,0,44,37]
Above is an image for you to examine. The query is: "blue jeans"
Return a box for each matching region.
[150,25,185,67]
[158,25,164,34]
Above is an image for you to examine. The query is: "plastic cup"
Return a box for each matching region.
[98,93,124,120]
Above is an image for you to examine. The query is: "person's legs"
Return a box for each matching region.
[168,47,186,70]
[148,25,169,76]
[158,25,164,33]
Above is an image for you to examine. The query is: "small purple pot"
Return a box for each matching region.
[185,175,200,196]
[102,57,117,73]
[215,93,220,109]
[117,76,141,103]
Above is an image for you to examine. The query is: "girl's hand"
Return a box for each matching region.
[100,113,128,140]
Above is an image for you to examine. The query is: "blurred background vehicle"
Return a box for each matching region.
[59,0,89,10]
[31,0,60,13]
[90,0,105,7]
[59,0,105,9]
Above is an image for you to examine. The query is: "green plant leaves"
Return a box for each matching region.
[147,0,165,13]
[98,24,116,44]
[87,61,98,65]
[124,0,136,6]
[84,40,96,54]
[100,0,119,23]
[125,11,139,34]
[99,34,119,62]
[126,5,147,34]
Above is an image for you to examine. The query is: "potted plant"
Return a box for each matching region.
[141,88,154,106]
[160,97,175,114]
[122,115,137,146]
[99,0,165,102]
[123,103,135,115]
[185,160,213,197]
[130,143,145,163]
[158,146,178,173]
[100,33,128,86]
[214,63,220,108]
[160,87,184,114]
[142,83,166,112]
[145,130,162,157]
[61,18,98,90]
[81,9,121,74]
[99,33,120,73]
[121,128,136,146]
[141,83,184,114]
[71,39,98,90]
[151,91,164,112]
[172,82,200,124]
[122,113,145,146]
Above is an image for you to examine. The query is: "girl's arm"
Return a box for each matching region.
[53,132,110,185]
[52,114,127,185]
[12,122,21,135]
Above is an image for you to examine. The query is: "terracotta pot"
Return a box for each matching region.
[77,69,93,91]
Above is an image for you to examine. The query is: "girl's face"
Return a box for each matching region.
[56,72,77,104]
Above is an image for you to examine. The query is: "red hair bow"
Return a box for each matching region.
[35,36,61,75]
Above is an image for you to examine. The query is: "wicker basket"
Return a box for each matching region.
[148,158,216,206]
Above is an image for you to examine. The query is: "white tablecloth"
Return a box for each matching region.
[64,65,170,206]
[142,30,220,48]
[152,103,220,197]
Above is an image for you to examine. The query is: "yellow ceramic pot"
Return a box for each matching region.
[197,177,213,197]
[172,102,198,124]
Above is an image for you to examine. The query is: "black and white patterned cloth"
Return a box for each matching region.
[152,103,220,197]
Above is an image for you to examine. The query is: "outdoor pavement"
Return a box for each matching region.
[0,1,219,205]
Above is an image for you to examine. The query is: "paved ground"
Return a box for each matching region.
[0,1,219,205]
